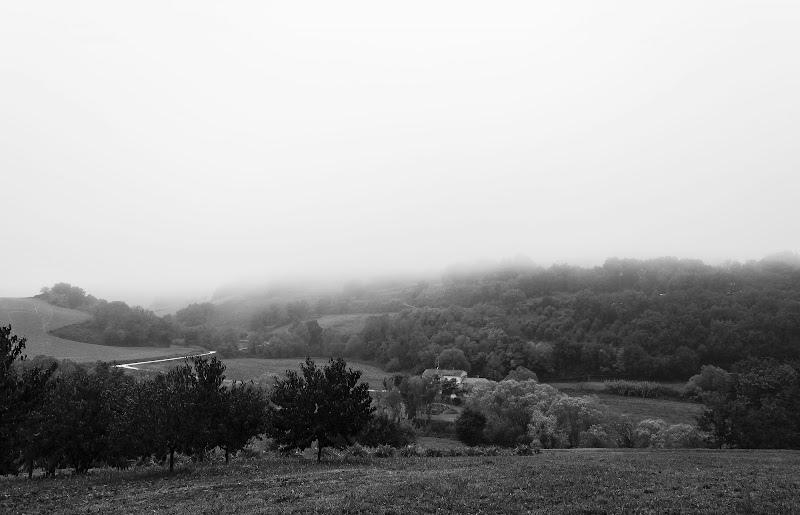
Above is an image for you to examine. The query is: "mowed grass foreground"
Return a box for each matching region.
[2,450,798,514]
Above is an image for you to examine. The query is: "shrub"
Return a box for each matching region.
[514,444,534,455]
[579,424,615,448]
[482,446,500,456]
[504,366,538,382]
[374,445,395,458]
[345,444,371,458]
[357,414,416,448]
[683,365,730,399]
[658,424,708,449]
[634,419,668,448]
[455,408,486,446]
[463,446,483,456]
[604,380,679,399]
[424,448,443,458]
[399,444,424,457]
[425,420,454,437]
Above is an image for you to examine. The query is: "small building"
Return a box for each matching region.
[422,368,468,385]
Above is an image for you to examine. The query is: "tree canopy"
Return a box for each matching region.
[268,358,374,461]
[697,357,800,449]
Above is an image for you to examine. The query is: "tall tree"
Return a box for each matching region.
[0,325,56,475]
[148,361,198,472]
[218,381,268,463]
[698,357,800,448]
[268,358,374,461]
[455,408,487,446]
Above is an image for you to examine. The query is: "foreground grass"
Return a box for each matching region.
[3,450,798,514]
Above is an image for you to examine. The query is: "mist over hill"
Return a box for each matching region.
[160,254,800,381]
[12,252,799,381]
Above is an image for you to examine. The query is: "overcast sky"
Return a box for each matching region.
[1,1,798,305]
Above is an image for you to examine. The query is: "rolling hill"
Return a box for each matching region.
[0,297,200,363]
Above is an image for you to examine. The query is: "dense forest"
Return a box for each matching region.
[246,256,800,381]
[40,254,800,382]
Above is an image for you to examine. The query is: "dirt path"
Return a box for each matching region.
[114,351,217,370]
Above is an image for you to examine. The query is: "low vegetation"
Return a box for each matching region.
[2,450,797,514]
[604,379,682,399]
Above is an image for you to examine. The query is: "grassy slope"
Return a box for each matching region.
[587,393,704,426]
[2,450,798,514]
[315,313,374,334]
[0,297,200,363]
[265,313,380,338]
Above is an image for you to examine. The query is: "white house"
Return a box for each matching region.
[421,368,468,385]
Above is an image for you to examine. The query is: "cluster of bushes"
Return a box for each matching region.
[36,283,97,311]
[454,379,709,449]
[603,380,681,399]
[632,419,708,449]
[336,443,541,459]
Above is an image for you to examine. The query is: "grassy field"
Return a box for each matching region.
[2,450,797,514]
[587,392,704,425]
[549,382,703,426]
[0,297,201,363]
[131,357,391,389]
[548,380,687,393]
[266,313,378,338]
[315,313,374,334]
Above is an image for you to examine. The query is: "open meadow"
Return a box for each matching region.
[0,297,201,363]
[549,382,703,426]
[2,449,797,514]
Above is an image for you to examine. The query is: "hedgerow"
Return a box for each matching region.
[604,379,681,399]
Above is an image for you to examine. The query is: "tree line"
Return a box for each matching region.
[2,325,266,475]
[1,325,389,476]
